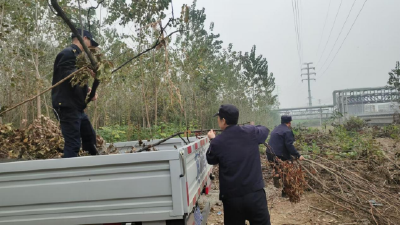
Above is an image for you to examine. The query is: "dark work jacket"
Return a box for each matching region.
[267,124,300,160]
[52,44,88,111]
[206,125,269,200]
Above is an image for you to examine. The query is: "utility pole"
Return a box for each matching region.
[301,62,316,107]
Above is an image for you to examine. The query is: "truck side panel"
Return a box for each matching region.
[0,151,184,225]
[182,138,213,213]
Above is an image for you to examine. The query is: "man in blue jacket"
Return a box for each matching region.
[267,115,304,192]
[207,104,271,225]
[52,29,99,158]
[267,115,304,161]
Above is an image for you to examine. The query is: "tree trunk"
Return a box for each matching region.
[154,85,158,126]
[34,1,41,118]
[153,51,158,127]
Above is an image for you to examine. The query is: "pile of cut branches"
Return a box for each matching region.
[288,120,400,223]
[0,116,63,160]
[0,116,107,160]
[303,155,400,224]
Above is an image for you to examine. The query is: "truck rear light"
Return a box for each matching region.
[205,187,209,195]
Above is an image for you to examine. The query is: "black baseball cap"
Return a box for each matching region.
[71,29,99,47]
[213,104,239,125]
[281,115,292,124]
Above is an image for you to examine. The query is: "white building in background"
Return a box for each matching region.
[362,103,400,114]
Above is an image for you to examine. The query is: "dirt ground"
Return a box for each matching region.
[199,184,370,225]
[198,150,396,225]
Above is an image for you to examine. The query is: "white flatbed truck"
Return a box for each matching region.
[0,137,213,225]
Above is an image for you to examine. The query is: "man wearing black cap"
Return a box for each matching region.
[206,104,271,225]
[267,115,304,194]
[267,115,304,162]
[52,29,99,158]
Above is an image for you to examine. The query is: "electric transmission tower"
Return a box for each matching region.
[301,62,316,107]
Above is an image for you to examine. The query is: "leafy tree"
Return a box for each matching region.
[0,0,279,139]
[241,45,276,109]
[388,61,400,91]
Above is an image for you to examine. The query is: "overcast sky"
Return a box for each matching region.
[169,0,400,108]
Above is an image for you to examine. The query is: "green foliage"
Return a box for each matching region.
[97,120,201,143]
[0,0,278,133]
[302,141,321,155]
[97,125,126,143]
[374,124,400,140]
[387,61,400,91]
[241,45,276,107]
[343,116,366,132]
[294,124,384,161]
[105,0,171,26]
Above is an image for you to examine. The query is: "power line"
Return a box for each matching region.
[291,0,302,69]
[295,0,303,64]
[316,0,332,56]
[298,0,304,63]
[316,0,343,66]
[320,0,368,77]
[319,0,357,71]
[294,0,301,64]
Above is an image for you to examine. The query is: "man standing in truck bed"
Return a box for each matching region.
[52,29,99,158]
[206,104,271,225]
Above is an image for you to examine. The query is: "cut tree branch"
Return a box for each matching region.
[0,67,88,116]
[87,0,104,32]
[112,29,184,73]
[134,129,222,153]
[47,0,57,15]
[50,0,97,68]
[50,0,99,105]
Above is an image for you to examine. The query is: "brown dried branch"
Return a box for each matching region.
[112,29,184,73]
[135,129,222,153]
[302,160,398,224]
[0,67,88,116]
[309,206,341,218]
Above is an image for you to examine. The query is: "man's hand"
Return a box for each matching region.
[208,129,216,139]
[299,155,305,161]
[89,69,96,78]
[91,93,98,101]
[87,87,98,101]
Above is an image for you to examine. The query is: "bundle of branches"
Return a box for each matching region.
[278,160,307,203]
[0,116,64,160]
[73,47,113,88]
[303,156,400,224]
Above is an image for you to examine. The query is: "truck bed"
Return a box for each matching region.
[0,137,212,225]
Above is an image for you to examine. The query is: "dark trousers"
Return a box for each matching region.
[222,189,271,225]
[55,107,97,158]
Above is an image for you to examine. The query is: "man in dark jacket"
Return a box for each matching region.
[206,104,271,225]
[267,115,304,192]
[52,29,99,158]
[267,115,304,161]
